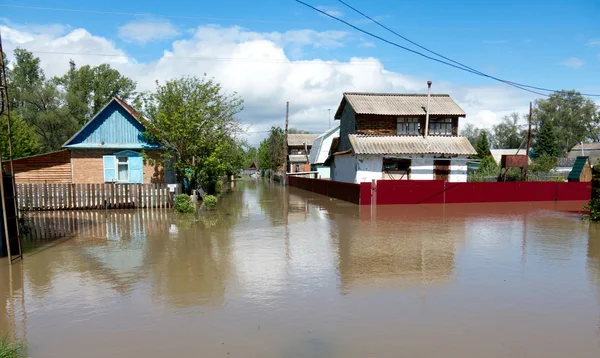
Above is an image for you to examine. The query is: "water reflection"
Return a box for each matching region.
[0,180,599,357]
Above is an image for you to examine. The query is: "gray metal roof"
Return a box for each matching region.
[287,134,319,147]
[308,125,340,165]
[335,92,466,119]
[289,154,310,163]
[349,135,476,156]
[570,142,600,152]
[490,149,530,165]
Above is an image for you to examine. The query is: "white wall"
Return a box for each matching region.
[316,166,331,179]
[411,158,434,180]
[449,159,468,182]
[356,155,383,183]
[332,154,356,183]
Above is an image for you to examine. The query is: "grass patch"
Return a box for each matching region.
[0,336,26,358]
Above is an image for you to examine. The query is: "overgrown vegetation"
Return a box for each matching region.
[586,167,600,221]
[258,126,285,172]
[0,336,26,358]
[174,194,196,214]
[202,194,218,209]
[529,153,557,174]
[470,155,499,182]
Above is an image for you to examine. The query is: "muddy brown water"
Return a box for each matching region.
[1,180,600,357]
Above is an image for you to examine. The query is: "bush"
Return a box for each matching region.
[586,167,600,220]
[0,336,26,358]
[174,194,196,213]
[471,156,499,182]
[202,194,218,209]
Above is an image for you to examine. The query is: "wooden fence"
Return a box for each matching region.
[15,183,180,211]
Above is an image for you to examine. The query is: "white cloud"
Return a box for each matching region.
[316,6,344,18]
[118,19,180,44]
[586,39,600,47]
[560,57,584,69]
[360,42,376,48]
[0,23,540,145]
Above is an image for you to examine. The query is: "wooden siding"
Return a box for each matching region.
[355,114,460,136]
[16,183,180,211]
[3,150,72,184]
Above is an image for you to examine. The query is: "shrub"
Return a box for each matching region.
[586,167,600,220]
[471,155,499,182]
[174,194,196,214]
[202,194,218,209]
[0,336,26,358]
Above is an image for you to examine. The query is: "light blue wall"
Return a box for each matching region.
[65,100,159,149]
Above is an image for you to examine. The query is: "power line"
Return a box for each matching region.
[336,0,600,97]
[294,1,549,97]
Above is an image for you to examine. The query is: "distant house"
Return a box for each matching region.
[5,97,171,184]
[287,134,319,173]
[568,143,600,165]
[308,125,340,179]
[244,162,259,175]
[331,92,476,184]
[490,149,531,166]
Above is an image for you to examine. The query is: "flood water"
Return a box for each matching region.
[1,180,600,357]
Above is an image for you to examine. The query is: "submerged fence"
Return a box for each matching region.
[16,183,180,211]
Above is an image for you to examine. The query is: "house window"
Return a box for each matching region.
[397,118,420,135]
[117,157,129,181]
[383,158,411,179]
[429,118,453,136]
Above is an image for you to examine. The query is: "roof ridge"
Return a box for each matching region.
[344,92,450,97]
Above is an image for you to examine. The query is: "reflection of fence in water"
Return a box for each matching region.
[21,210,173,248]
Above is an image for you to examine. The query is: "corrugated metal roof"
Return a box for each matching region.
[308,125,340,165]
[349,135,476,156]
[288,134,319,147]
[570,142,600,151]
[335,92,466,119]
[289,154,309,163]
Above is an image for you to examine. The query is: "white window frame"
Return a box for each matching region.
[116,156,129,183]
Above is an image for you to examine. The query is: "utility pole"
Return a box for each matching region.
[0,28,23,263]
[525,102,533,181]
[283,102,289,185]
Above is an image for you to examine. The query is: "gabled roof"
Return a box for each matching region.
[62,97,160,150]
[287,134,319,147]
[309,125,340,165]
[348,135,476,156]
[335,92,466,119]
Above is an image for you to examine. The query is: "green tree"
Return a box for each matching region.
[59,63,137,124]
[493,112,525,149]
[10,48,45,112]
[0,112,40,160]
[258,139,272,171]
[529,153,557,174]
[459,123,481,147]
[471,155,499,182]
[243,146,259,168]
[475,130,491,159]
[533,120,560,158]
[258,127,285,172]
[143,75,244,193]
[533,90,599,154]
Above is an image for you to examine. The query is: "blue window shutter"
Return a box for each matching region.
[103,156,116,182]
[129,156,144,184]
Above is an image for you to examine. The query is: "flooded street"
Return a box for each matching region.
[1,180,600,357]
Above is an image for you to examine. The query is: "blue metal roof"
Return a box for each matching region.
[63,98,160,149]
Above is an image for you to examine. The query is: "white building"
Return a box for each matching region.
[308,125,340,179]
[330,92,476,184]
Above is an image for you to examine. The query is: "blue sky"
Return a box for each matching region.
[1,0,599,143]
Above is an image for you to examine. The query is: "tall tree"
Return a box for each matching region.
[533,90,599,154]
[10,48,45,112]
[258,127,285,172]
[243,146,259,168]
[143,75,244,192]
[533,120,560,158]
[475,130,491,159]
[0,112,40,160]
[493,112,525,149]
[59,63,137,124]
[459,123,481,147]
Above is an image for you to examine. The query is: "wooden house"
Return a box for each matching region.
[331,92,476,184]
[3,97,171,184]
[568,156,592,182]
[287,134,319,173]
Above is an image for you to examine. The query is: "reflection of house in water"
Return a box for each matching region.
[332,205,462,292]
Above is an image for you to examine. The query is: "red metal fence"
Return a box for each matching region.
[287,176,360,204]
[288,177,591,206]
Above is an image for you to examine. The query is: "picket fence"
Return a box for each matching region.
[16,183,179,211]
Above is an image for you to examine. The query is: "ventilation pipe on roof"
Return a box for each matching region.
[424,81,432,138]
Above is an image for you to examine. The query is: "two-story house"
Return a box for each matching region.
[331,92,476,183]
[287,134,319,173]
